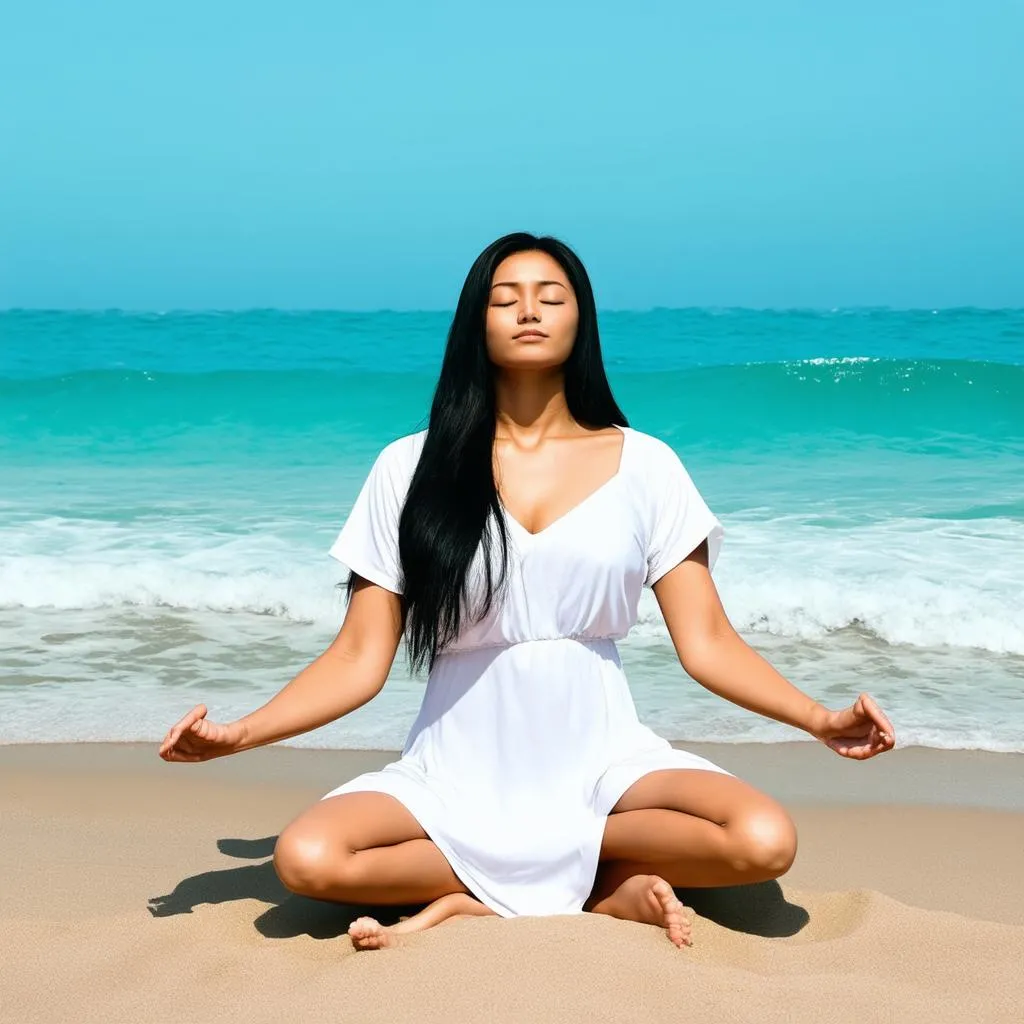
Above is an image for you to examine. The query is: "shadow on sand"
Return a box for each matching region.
[676,881,808,937]
[147,834,809,940]
[146,835,428,939]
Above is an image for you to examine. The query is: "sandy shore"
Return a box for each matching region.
[2,741,1022,1023]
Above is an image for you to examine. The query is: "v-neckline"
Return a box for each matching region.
[499,425,629,541]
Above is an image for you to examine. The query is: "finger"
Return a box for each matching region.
[860,693,892,735]
[829,726,872,747]
[164,748,201,763]
[178,704,208,732]
[191,718,220,742]
[846,731,892,758]
[859,694,894,741]
[165,714,195,749]
[166,705,209,749]
[181,730,210,755]
[186,703,209,728]
[828,737,871,759]
[837,695,875,731]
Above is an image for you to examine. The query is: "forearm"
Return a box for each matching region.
[233,646,388,752]
[682,631,828,736]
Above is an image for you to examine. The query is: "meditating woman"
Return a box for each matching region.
[159,232,895,950]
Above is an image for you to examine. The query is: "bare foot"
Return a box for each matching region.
[348,892,495,951]
[591,874,692,948]
[348,916,395,950]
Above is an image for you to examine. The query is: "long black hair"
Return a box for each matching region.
[353,232,628,671]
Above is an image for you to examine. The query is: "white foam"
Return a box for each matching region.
[3,512,1022,654]
[0,517,342,624]
[2,510,1022,753]
[801,356,876,366]
[634,512,1024,654]
[2,597,1021,754]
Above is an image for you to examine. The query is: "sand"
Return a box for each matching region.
[2,741,1022,1023]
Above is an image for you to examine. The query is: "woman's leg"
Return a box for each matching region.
[274,790,496,950]
[273,791,470,905]
[349,892,497,950]
[586,769,798,943]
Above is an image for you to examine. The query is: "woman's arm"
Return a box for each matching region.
[653,542,894,757]
[232,576,404,751]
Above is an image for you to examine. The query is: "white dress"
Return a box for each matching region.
[321,424,734,917]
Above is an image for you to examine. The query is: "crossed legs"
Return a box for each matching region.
[272,770,797,949]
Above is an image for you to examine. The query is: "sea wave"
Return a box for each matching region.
[3,537,1022,655]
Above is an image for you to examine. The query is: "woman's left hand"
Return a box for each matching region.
[812,693,896,759]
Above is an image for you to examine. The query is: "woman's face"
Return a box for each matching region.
[485,250,579,371]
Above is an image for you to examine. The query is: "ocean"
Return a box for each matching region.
[1,308,1022,753]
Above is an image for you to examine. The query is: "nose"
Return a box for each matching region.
[517,299,540,323]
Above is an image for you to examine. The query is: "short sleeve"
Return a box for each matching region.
[328,441,409,595]
[644,442,724,587]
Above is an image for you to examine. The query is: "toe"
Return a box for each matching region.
[669,908,693,948]
[649,877,673,901]
[649,879,693,948]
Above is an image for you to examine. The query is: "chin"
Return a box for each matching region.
[490,341,572,370]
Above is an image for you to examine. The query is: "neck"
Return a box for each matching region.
[492,369,574,441]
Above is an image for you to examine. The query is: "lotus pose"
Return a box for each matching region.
[159,232,895,950]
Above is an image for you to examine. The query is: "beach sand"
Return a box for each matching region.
[2,741,1022,1023]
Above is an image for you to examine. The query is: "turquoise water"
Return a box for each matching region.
[1,309,1023,751]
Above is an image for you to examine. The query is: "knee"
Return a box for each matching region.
[728,808,798,880]
[273,826,350,897]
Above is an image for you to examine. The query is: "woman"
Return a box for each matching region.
[159,232,895,951]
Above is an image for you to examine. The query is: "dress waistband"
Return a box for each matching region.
[438,634,621,657]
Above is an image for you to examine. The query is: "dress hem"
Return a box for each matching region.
[320,744,735,919]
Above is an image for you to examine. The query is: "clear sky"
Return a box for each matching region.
[1,1,1021,310]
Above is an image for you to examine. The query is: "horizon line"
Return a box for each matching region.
[3,304,1023,316]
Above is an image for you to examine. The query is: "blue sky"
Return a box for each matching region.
[1,1,1021,309]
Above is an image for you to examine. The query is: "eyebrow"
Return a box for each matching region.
[490,280,568,290]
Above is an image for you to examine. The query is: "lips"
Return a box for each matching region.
[514,331,547,339]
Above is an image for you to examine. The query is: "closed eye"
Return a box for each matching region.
[491,301,564,306]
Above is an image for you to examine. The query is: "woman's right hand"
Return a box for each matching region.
[158,704,246,762]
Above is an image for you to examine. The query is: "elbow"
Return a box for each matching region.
[678,624,739,681]
[322,641,391,704]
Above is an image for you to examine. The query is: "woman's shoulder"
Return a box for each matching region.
[353,431,427,501]
[373,428,428,472]
[622,426,685,468]
[621,427,708,509]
